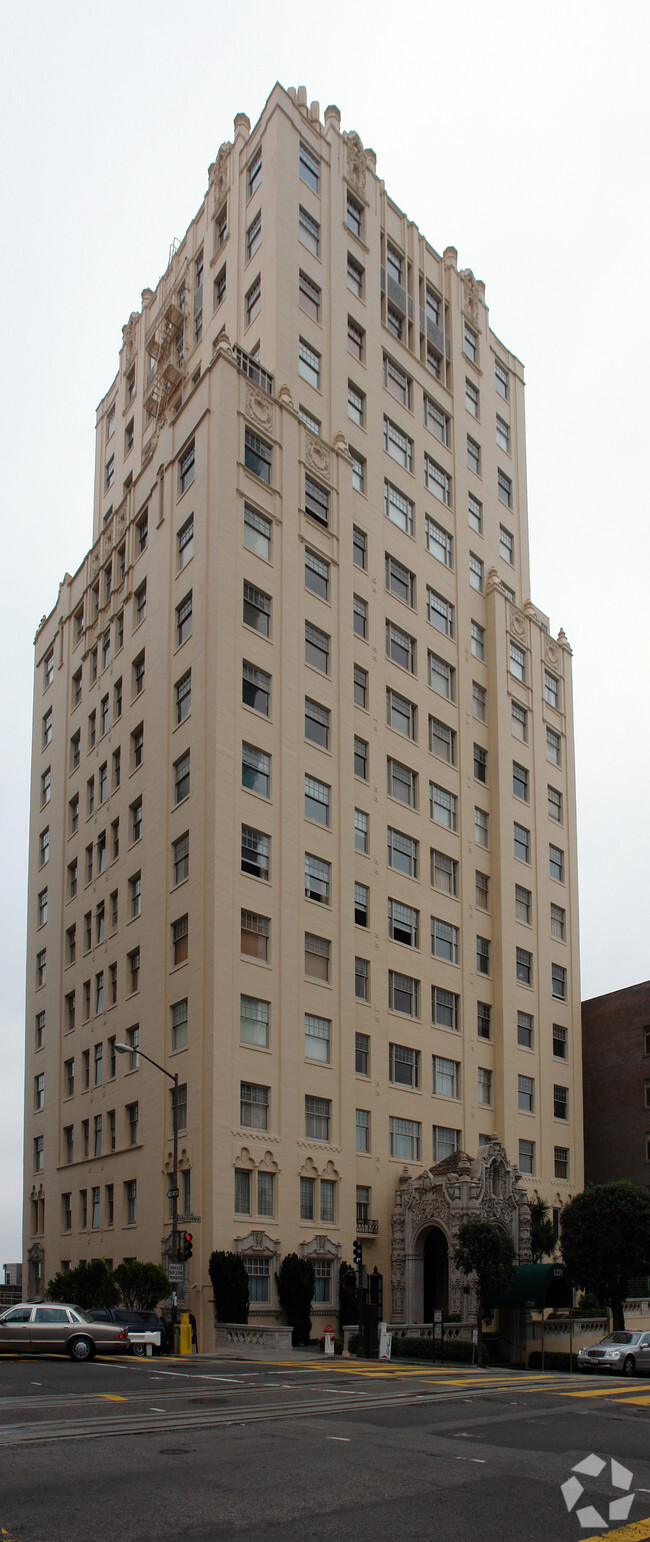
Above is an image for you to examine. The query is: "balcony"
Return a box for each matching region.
[356,1218,379,1236]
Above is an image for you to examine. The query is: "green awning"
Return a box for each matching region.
[487,1263,572,1311]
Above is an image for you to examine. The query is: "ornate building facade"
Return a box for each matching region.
[24,83,581,1339]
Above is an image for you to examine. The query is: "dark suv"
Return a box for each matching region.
[85,1308,167,1354]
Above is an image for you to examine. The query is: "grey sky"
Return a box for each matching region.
[1,0,648,1266]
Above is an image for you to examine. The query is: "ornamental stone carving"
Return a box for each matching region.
[460,267,480,324]
[306,436,331,477]
[390,1139,531,1325]
[508,604,526,641]
[209,141,232,208]
[543,636,562,670]
[246,385,273,429]
[345,131,367,198]
[121,311,139,363]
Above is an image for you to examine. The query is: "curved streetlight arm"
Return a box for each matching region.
[114,1043,175,1083]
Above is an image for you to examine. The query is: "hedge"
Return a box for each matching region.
[348,1332,485,1365]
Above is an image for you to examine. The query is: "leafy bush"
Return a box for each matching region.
[276,1254,315,1346]
[114,1261,170,1310]
[208,1251,249,1323]
[47,1259,119,1310]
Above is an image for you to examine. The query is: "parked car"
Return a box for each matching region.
[85,1307,167,1355]
[577,1330,650,1377]
[0,1303,131,1361]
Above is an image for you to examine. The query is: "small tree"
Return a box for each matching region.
[208,1251,249,1323]
[453,1219,516,1361]
[276,1253,315,1346]
[114,1261,170,1311]
[339,1262,358,1329]
[46,1258,120,1310]
[560,1181,650,1331]
[529,1198,557,1264]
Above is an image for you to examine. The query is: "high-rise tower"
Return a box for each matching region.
[24,83,581,1339]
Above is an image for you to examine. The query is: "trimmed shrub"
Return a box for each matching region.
[208,1250,249,1323]
[276,1253,315,1346]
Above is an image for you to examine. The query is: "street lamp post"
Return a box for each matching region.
[115,1043,179,1350]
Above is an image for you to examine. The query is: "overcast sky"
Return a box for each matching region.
[1,0,648,1268]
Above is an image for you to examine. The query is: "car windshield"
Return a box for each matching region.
[600,1332,637,1345]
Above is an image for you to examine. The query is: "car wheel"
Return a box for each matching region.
[132,1343,147,1357]
[623,1355,636,1377]
[68,1336,95,1363]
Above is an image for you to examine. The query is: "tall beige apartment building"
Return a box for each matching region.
[24,83,582,1342]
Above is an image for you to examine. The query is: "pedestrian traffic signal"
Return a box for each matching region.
[181,1232,193,1261]
[353,1237,362,1267]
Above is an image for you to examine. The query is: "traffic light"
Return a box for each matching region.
[353,1237,362,1268]
[180,1232,193,1261]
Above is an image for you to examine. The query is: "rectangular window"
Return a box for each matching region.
[432,850,458,896]
[241,909,269,961]
[177,514,194,571]
[518,1074,534,1113]
[240,995,270,1049]
[347,253,364,297]
[176,592,193,646]
[241,823,270,882]
[426,588,454,638]
[243,580,271,636]
[346,192,363,238]
[306,1095,330,1141]
[516,947,532,985]
[388,899,419,948]
[424,456,452,506]
[552,964,567,1000]
[469,553,484,593]
[244,429,272,483]
[511,701,527,742]
[299,204,320,255]
[431,784,457,831]
[305,697,330,749]
[298,338,321,390]
[242,742,270,798]
[352,594,367,639]
[355,959,369,1002]
[551,903,566,941]
[355,883,369,927]
[516,884,532,924]
[387,827,418,877]
[243,661,270,717]
[305,621,330,673]
[235,1170,251,1216]
[546,728,562,766]
[304,775,330,827]
[477,1002,491,1040]
[387,757,417,807]
[170,997,188,1052]
[389,1043,420,1089]
[477,1067,492,1106]
[299,270,321,322]
[432,986,459,1031]
[386,620,416,672]
[354,664,368,708]
[429,717,456,765]
[548,785,562,823]
[519,1139,534,1175]
[428,653,455,703]
[305,933,330,983]
[355,1108,370,1152]
[476,936,490,975]
[348,382,365,427]
[354,737,368,779]
[384,417,413,471]
[173,751,190,806]
[432,918,459,964]
[305,1013,331,1063]
[246,210,261,261]
[389,1116,421,1161]
[498,469,512,507]
[384,480,414,536]
[247,148,262,199]
[432,1127,461,1164]
[554,1145,569,1179]
[305,549,329,600]
[514,822,530,862]
[305,853,330,905]
[495,359,510,399]
[473,744,488,784]
[388,971,419,1016]
[549,844,564,882]
[553,1023,567,1059]
[354,810,368,856]
[353,525,367,568]
[172,832,189,885]
[244,504,271,559]
[518,1011,533,1049]
[386,688,416,739]
[172,915,188,967]
[554,1084,568,1119]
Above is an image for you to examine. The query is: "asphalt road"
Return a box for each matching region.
[1,1353,650,1541]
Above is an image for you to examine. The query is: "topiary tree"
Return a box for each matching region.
[46,1258,120,1310]
[338,1262,358,1329]
[276,1253,315,1345]
[529,1197,557,1264]
[453,1219,516,1361]
[208,1251,249,1323]
[114,1261,170,1311]
[560,1181,650,1331]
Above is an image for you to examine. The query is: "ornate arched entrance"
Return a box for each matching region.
[390,1139,531,1326]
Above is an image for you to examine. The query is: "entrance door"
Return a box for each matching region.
[423,1227,449,1322]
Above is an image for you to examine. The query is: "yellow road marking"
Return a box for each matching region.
[560,1386,645,1399]
[614,1395,650,1406]
[97,1393,128,1401]
[581,1517,650,1542]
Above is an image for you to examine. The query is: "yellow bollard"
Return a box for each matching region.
[179,1311,193,1356]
